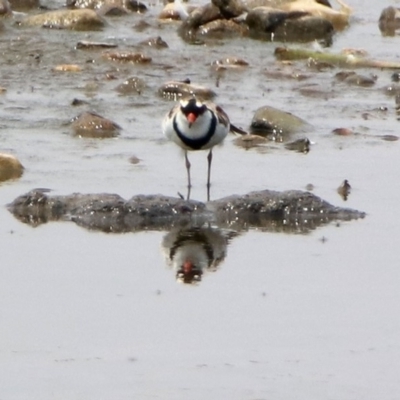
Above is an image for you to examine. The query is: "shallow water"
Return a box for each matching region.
[1,0,400,399]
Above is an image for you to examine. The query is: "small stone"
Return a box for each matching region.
[102,51,151,63]
[71,111,121,138]
[332,128,353,136]
[129,156,141,164]
[53,64,82,72]
[0,153,24,182]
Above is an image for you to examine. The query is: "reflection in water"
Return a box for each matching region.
[161,224,233,284]
[8,190,365,284]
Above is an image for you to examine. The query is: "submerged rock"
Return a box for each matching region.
[115,76,146,95]
[0,153,24,182]
[335,71,376,87]
[158,81,216,101]
[19,9,106,30]
[138,36,168,49]
[8,188,365,233]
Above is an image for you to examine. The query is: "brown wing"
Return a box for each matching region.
[215,104,230,127]
[207,102,248,134]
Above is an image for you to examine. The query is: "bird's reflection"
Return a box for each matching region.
[161,224,233,284]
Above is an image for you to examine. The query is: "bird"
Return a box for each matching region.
[162,97,245,200]
[161,225,228,284]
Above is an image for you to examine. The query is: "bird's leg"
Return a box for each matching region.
[207,149,212,202]
[185,151,191,200]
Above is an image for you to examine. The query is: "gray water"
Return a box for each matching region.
[1,1,400,399]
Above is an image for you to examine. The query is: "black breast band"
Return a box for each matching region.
[173,113,217,150]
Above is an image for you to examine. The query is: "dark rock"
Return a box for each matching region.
[124,0,147,13]
[0,0,11,14]
[391,71,400,82]
[138,36,168,49]
[284,137,311,153]
[99,4,128,16]
[335,71,376,87]
[379,6,400,36]
[211,0,248,19]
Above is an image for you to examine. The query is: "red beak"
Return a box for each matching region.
[183,260,193,274]
[187,113,197,125]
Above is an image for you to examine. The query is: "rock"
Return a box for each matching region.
[0,0,11,15]
[212,57,249,67]
[124,0,147,13]
[379,6,400,36]
[284,137,311,153]
[177,3,222,42]
[0,153,24,182]
[76,40,118,49]
[20,9,106,30]
[211,0,248,19]
[102,50,151,63]
[98,4,127,16]
[246,7,334,44]
[278,0,351,31]
[250,105,312,140]
[158,81,216,101]
[71,111,121,138]
[8,188,365,233]
[158,2,197,20]
[335,71,376,87]
[8,0,39,11]
[197,19,249,38]
[331,127,353,136]
[53,64,82,72]
[115,76,145,95]
[138,36,168,49]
